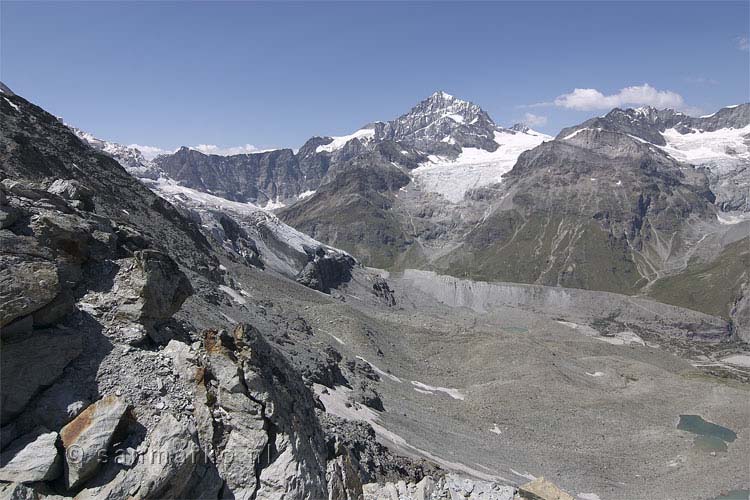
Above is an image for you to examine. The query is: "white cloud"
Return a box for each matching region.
[129,144,173,160]
[129,143,270,160]
[737,36,749,51]
[522,112,547,127]
[553,84,687,111]
[190,144,263,156]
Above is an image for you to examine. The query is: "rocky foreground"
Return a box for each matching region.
[0,85,591,499]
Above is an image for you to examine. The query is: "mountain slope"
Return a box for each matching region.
[558,104,750,211]
[436,117,749,331]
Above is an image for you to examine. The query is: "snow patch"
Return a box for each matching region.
[413,388,434,395]
[596,331,645,346]
[490,424,502,435]
[509,469,536,481]
[316,127,376,153]
[282,382,514,483]
[446,113,465,123]
[660,125,750,174]
[263,198,285,210]
[410,381,465,400]
[412,129,549,202]
[320,329,346,345]
[585,371,605,377]
[219,285,247,305]
[562,128,590,140]
[4,97,20,113]
[717,213,750,225]
[578,493,603,500]
[356,356,402,383]
[722,354,750,368]
[298,190,316,199]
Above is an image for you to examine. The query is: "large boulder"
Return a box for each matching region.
[0,329,83,425]
[60,396,129,490]
[75,413,219,500]
[296,247,355,293]
[0,430,61,483]
[0,253,59,329]
[326,453,364,500]
[516,477,574,500]
[112,250,193,341]
[47,179,94,211]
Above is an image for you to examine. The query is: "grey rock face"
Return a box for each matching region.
[0,329,83,425]
[557,104,750,146]
[362,474,516,500]
[556,104,750,212]
[0,482,40,500]
[69,126,166,181]
[47,179,94,211]
[153,146,310,205]
[0,252,60,329]
[326,453,364,500]
[109,250,193,342]
[0,91,219,277]
[0,85,377,499]
[75,413,214,500]
[0,430,61,483]
[296,247,356,293]
[60,395,129,489]
[731,281,750,342]
[203,324,330,499]
[23,379,90,432]
[374,91,499,156]
[147,91,500,207]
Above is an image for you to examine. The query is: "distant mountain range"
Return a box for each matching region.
[69,91,750,336]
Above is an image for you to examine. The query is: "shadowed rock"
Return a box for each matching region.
[0,430,61,483]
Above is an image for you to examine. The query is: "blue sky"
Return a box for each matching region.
[2,1,748,155]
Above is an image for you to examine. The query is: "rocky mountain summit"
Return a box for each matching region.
[558,104,750,211]
[146,91,543,208]
[368,90,500,156]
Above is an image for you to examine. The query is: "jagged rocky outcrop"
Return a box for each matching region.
[558,105,750,145]
[370,90,500,157]
[153,146,309,206]
[147,91,513,207]
[558,104,750,211]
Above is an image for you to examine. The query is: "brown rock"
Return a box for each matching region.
[516,477,574,500]
[60,396,129,490]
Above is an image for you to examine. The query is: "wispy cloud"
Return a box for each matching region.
[190,144,263,156]
[129,144,173,160]
[553,84,686,111]
[130,143,269,160]
[737,36,749,52]
[522,112,548,127]
[684,76,719,86]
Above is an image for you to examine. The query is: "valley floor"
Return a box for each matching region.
[198,264,750,500]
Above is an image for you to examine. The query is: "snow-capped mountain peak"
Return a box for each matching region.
[69,126,166,180]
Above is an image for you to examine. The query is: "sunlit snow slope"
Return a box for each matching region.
[412,129,550,202]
